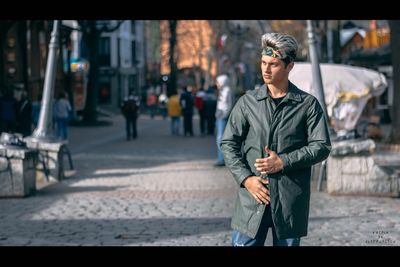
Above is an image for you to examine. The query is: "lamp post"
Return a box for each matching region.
[307,20,329,192]
[30,20,60,142]
[23,20,75,183]
[307,20,328,121]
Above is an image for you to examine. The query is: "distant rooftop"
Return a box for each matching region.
[340,28,366,47]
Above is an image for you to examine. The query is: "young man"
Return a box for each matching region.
[221,33,331,246]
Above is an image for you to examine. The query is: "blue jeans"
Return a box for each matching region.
[56,118,69,140]
[232,205,301,246]
[216,118,227,163]
[171,116,180,135]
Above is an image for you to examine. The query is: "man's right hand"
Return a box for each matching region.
[242,176,270,205]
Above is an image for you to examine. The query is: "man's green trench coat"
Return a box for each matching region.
[221,82,331,240]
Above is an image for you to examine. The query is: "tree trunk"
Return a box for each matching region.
[78,20,124,125]
[82,21,99,124]
[327,20,341,63]
[389,20,400,142]
[167,20,178,97]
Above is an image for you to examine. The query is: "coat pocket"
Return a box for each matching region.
[238,187,258,211]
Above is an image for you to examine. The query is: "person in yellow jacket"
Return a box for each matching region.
[167,94,182,135]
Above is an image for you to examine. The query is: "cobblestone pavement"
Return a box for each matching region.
[0,115,399,246]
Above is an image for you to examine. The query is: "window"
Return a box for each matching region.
[129,74,138,94]
[131,40,137,65]
[98,37,111,66]
[131,21,136,35]
[99,76,112,104]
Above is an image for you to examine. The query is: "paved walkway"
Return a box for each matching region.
[0,114,399,246]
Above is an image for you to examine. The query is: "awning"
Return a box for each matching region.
[289,62,387,135]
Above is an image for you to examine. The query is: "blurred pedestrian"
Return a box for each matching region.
[195,87,206,136]
[31,93,42,128]
[158,93,168,120]
[0,89,17,133]
[147,91,158,119]
[221,33,331,246]
[16,90,32,137]
[214,74,235,166]
[167,94,181,136]
[204,85,217,135]
[54,91,71,140]
[121,94,139,140]
[180,86,194,137]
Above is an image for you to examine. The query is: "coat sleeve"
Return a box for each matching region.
[220,96,253,187]
[279,98,331,172]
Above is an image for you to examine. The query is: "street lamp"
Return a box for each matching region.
[29,20,60,142]
[306,20,329,122]
[307,20,330,192]
[24,20,75,182]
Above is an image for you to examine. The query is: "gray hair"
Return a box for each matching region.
[261,33,298,63]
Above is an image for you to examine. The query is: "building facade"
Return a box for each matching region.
[98,20,146,108]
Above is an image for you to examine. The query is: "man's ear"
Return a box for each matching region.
[286,61,294,72]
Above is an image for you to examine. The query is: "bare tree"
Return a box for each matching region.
[176,20,214,89]
[144,20,161,87]
[167,20,178,97]
[389,20,400,142]
[160,20,179,97]
[271,20,308,60]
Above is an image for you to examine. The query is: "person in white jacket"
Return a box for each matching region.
[214,74,235,166]
[54,91,71,140]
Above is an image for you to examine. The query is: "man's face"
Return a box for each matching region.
[260,55,293,85]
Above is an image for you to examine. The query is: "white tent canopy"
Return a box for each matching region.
[289,62,387,136]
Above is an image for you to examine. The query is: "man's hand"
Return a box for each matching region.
[254,147,284,175]
[242,176,270,205]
